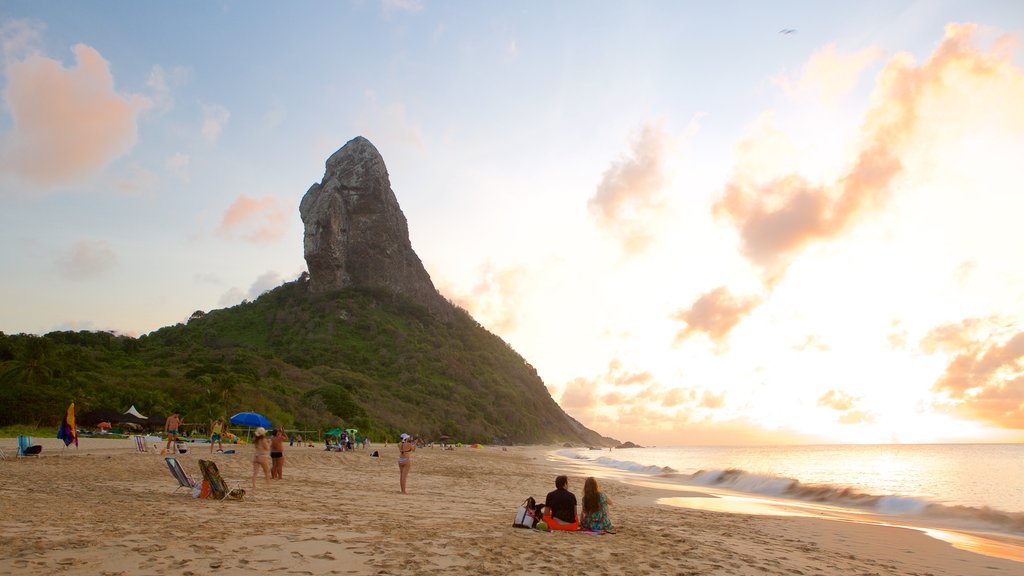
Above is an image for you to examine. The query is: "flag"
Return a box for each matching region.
[57,402,78,447]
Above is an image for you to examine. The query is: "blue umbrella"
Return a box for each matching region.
[229,411,272,428]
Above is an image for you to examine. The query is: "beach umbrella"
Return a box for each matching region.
[57,402,78,448]
[325,427,342,436]
[97,422,112,429]
[229,412,272,428]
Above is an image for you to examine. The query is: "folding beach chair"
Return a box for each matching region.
[18,435,41,457]
[165,457,197,494]
[132,436,148,453]
[198,459,245,501]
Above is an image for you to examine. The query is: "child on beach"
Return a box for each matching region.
[580,476,614,532]
[252,427,271,490]
[210,418,225,453]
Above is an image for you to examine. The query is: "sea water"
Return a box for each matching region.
[556,444,1024,535]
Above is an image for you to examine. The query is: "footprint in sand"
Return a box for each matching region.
[312,552,335,560]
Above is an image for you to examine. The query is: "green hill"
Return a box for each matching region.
[0,276,612,446]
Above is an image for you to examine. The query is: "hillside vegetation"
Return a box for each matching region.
[0,278,608,445]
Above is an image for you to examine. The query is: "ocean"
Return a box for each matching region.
[555,443,1024,536]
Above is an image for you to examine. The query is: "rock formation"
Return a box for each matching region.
[300,136,452,321]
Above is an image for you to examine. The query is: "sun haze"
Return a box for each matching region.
[2,3,1023,445]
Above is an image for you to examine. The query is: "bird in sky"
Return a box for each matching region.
[779,28,797,34]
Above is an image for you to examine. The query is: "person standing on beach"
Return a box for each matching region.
[398,433,415,494]
[164,413,181,452]
[252,426,271,491]
[580,476,614,532]
[270,428,286,479]
[544,475,579,527]
[210,418,225,453]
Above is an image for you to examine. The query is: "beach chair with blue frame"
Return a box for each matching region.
[165,457,197,494]
[18,435,41,457]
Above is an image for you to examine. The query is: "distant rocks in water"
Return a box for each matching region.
[615,441,643,449]
[299,136,453,322]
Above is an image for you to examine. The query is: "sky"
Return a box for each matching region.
[2,1,1023,445]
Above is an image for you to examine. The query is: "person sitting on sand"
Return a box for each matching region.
[252,427,271,491]
[543,475,579,529]
[580,476,614,532]
[270,428,286,479]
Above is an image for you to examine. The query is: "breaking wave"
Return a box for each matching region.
[561,449,1024,535]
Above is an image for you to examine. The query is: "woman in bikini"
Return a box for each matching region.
[398,433,415,494]
[252,427,271,491]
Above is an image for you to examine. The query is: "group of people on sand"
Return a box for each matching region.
[542,474,614,532]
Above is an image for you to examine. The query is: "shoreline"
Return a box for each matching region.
[0,438,1021,575]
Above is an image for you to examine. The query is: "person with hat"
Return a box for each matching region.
[252,426,271,491]
[398,433,415,494]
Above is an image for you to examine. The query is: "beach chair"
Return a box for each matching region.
[165,457,197,494]
[197,459,245,501]
[17,435,41,457]
[132,435,148,453]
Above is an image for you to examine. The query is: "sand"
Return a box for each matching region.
[1,436,1021,576]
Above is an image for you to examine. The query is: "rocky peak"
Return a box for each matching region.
[300,136,452,321]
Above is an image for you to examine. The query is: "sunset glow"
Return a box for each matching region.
[2,3,1023,445]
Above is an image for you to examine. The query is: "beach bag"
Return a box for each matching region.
[512,497,539,529]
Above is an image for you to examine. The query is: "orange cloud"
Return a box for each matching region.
[218,194,291,243]
[671,286,762,345]
[0,43,151,188]
[817,389,856,411]
[776,43,883,103]
[715,23,1024,286]
[588,121,670,254]
[560,376,599,411]
[925,318,1024,429]
[447,261,527,334]
[56,239,116,280]
[700,390,726,409]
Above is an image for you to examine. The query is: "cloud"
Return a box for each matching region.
[715,23,1024,287]
[700,390,726,409]
[218,287,244,308]
[776,43,883,104]
[217,194,291,243]
[55,239,116,280]
[448,260,527,333]
[201,103,230,142]
[1,18,43,64]
[0,43,152,188]
[661,387,696,408]
[505,39,519,60]
[793,334,830,352]
[588,120,671,254]
[838,410,875,425]
[165,152,190,183]
[561,376,599,411]
[817,389,856,411]
[924,317,1024,429]
[356,91,424,148]
[246,271,283,300]
[671,286,762,345]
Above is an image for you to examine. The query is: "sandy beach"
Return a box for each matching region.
[1,437,1021,576]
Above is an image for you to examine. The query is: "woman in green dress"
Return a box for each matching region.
[580,476,614,532]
